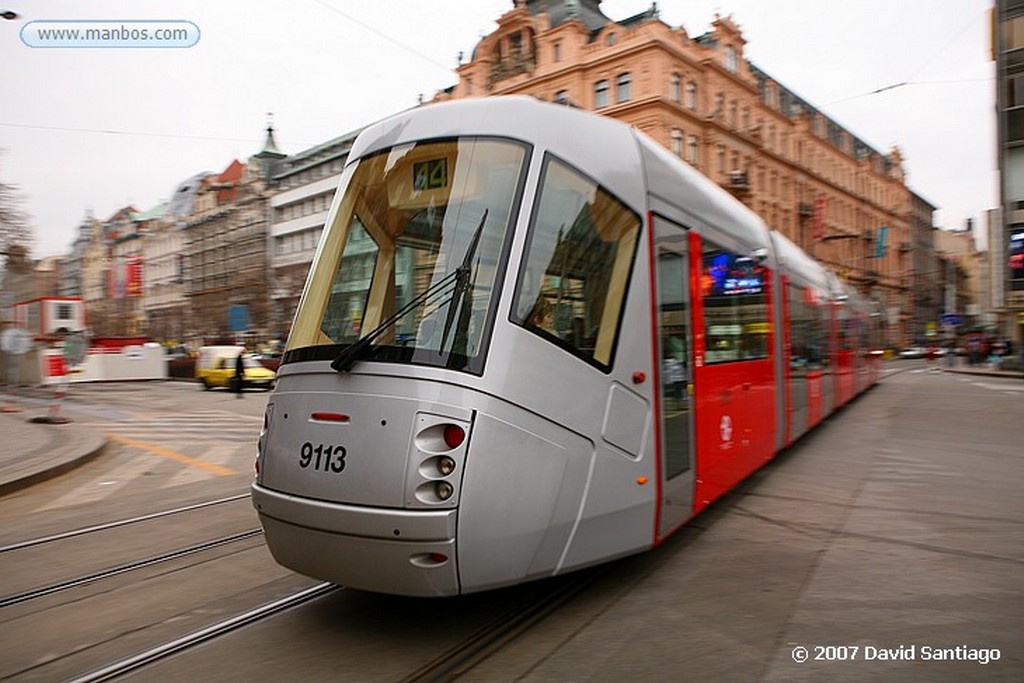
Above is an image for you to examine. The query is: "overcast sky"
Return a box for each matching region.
[0,0,996,258]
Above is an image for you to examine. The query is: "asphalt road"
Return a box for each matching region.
[0,367,1021,681]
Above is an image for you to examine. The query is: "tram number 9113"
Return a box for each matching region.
[299,442,347,474]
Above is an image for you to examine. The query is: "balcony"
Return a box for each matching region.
[489,52,535,87]
[724,170,750,198]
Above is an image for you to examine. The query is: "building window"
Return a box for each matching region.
[687,136,699,165]
[616,72,631,103]
[553,42,561,62]
[509,31,522,56]
[1009,73,1024,107]
[671,72,682,103]
[606,32,617,46]
[595,79,609,109]
[686,81,698,110]
[725,45,738,73]
[555,89,570,105]
[671,129,683,157]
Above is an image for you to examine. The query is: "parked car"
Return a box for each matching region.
[898,347,926,359]
[165,346,196,378]
[195,346,275,390]
[251,352,282,372]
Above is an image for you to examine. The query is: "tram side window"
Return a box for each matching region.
[701,239,769,363]
[837,306,852,352]
[788,283,827,375]
[511,156,640,371]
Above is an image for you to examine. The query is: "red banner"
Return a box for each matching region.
[126,256,143,297]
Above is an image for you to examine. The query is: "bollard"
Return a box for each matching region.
[30,380,72,425]
[0,389,19,411]
[0,388,20,413]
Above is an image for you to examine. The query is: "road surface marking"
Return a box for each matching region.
[106,434,239,476]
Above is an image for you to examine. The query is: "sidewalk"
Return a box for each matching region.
[941,361,1024,379]
[0,402,108,497]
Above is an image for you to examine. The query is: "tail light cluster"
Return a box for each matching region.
[407,413,471,508]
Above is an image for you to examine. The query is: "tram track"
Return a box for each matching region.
[400,566,608,683]
[0,528,263,609]
[67,582,337,683]
[0,492,251,553]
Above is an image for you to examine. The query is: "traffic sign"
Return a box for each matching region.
[63,333,88,366]
[940,313,963,327]
[0,328,33,356]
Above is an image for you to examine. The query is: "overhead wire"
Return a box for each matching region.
[823,6,991,108]
[2,1,462,145]
[309,0,453,73]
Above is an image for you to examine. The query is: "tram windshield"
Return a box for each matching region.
[286,138,528,374]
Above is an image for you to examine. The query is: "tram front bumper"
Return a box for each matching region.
[252,483,460,597]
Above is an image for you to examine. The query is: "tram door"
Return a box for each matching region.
[653,216,695,538]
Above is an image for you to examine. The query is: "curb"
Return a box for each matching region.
[0,419,109,497]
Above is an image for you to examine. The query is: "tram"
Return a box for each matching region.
[251,97,881,597]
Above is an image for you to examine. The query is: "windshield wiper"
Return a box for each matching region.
[331,209,489,373]
[438,209,487,351]
[330,269,460,372]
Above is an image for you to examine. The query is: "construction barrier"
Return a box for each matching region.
[39,343,167,384]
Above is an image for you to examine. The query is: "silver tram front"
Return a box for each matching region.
[252,102,652,597]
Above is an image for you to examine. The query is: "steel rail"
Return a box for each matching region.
[0,493,251,553]
[0,528,263,609]
[399,567,607,683]
[67,583,337,683]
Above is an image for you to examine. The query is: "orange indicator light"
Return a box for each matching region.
[637,476,649,485]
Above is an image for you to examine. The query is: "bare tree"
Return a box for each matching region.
[0,156,33,263]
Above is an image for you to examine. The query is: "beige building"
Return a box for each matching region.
[935,229,980,328]
[142,174,205,343]
[438,0,924,346]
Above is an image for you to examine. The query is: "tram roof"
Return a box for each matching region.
[349,96,649,214]
[349,97,771,254]
[770,230,831,290]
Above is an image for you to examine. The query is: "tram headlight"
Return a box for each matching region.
[437,456,457,476]
[435,481,454,501]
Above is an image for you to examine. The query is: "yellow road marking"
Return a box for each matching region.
[105,433,239,476]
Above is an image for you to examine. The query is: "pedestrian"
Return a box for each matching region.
[234,350,245,398]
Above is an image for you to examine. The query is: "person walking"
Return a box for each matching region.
[234,350,245,398]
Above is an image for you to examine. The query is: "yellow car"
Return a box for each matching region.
[195,346,275,391]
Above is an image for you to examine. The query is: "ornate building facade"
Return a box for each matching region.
[142,174,204,343]
[436,0,927,346]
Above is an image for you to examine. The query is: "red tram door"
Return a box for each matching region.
[651,216,696,540]
[690,233,777,513]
